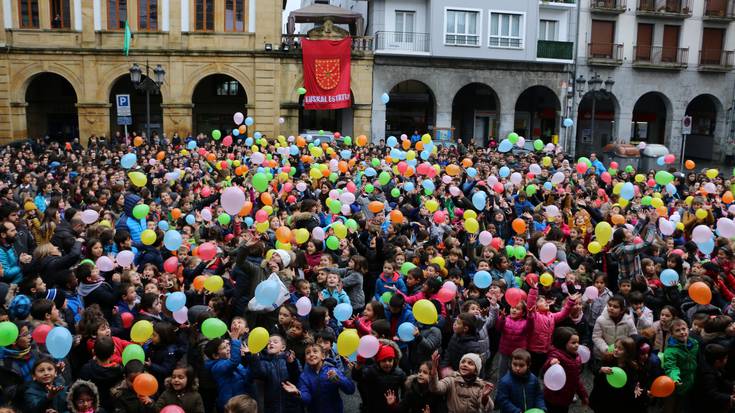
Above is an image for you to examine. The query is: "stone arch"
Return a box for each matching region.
[100,65,170,103]
[451,82,500,146]
[183,65,253,103]
[575,90,621,156]
[13,65,82,103]
[631,91,673,146]
[385,79,437,138]
[514,85,563,142]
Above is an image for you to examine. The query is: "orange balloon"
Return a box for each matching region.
[512,218,527,234]
[193,275,206,291]
[611,214,625,225]
[445,164,460,176]
[685,160,695,170]
[239,201,253,217]
[385,156,393,164]
[356,135,368,147]
[402,139,411,150]
[301,155,313,164]
[368,201,384,213]
[238,125,247,134]
[234,166,244,176]
[156,151,166,161]
[260,192,273,206]
[461,158,473,168]
[689,281,712,305]
[171,208,182,220]
[723,191,734,204]
[133,373,158,397]
[206,153,216,162]
[133,136,143,147]
[276,226,292,244]
[656,206,668,217]
[296,136,306,147]
[338,161,348,173]
[321,168,330,178]
[390,209,404,224]
[415,141,424,151]
[650,375,675,398]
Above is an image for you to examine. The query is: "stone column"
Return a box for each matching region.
[162,103,193,138]
[252,56,276,138]
[76,102,110,145]
[39,0,51,29]
[9,102,26,142]
[353,103,371,139]
[277,103,299,138]
[81,0,95,47]
[168,0,181,46]
[498,107,515,141]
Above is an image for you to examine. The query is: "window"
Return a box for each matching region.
[394,10,415,42]
[445,9,480,46]
[138,0,157,31]
[195,0,214,31]
[108,0,127,30]
[538,19,558,41]
[489,12,524,48]
[49,0,70,28]
[225,0,246,32]
[217,80,240,96]
[19,0,39,28]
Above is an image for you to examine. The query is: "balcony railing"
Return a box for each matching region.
[540,0,576,7]
[703,0,735,19]
[637,0,691,17]
[633,45,688,68]
[590,0,627,13]
[280,34,374,53]
[588,42,624,65]
[537,40,574,60]
[374,31,430,54]
[699,49,735,71]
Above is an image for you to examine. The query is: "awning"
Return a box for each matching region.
[287,3,365,36]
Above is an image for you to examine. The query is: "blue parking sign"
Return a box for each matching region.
[116,94,131,116]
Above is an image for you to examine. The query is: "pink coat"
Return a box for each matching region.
[526,287,573,353]
[496,314,531,356]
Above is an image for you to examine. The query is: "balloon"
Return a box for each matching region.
[128,171,147,187]
[131,320,153,343]
[201,318,227,339]
[533,139,544,151]
[650,375,676,398]
[244,326,268,354]
[163,230,182,252]
[161,406,185,413]
[254,279,280,307]
[133,373,158,397]
[337,329,360,356]
[198,242,217,261]
[394,322,416,342]
[540,273,554,287]
[165,291,187,312]
[654,170,674,185]
[381,92,390,104]
[368,201,384,213]
[122,343,145,366]
[358,335,380,358]
[464,218,479,234]
[474,271,491,288]
[120,311,134,328]
[544,363,567,391]
[696,208,707,220]
[296,296,312,316]
[96,256,114,272]
[81,209,99,224]
[498,139,513,153]
[0,321,18,346]
[204,275,224,293]
[587,241,602,254]
[115,250,134,268]
[121,153,137,169]
[334,303,352,322]
[706,168,719,179]
[161,257,179,275]
[689,281,712,305]
[312,227,325,241]
[505,288,527,307]
[563,118,574,127]
[479,231,493,246]
[607,367,627,388]
[413,299,438,325]
[583,286,599,301]
[46,326,72,358]
[221,187,246,215]
[140,229,156,246]
[594,222,612,246]
[472,192,486,210]
[400,262,417,276]
[539,242,557,263]
[578,345,591,363]
[718,218,735,238]
[325,235,339,250]
[692,225,713,243]
[660,269,679,286]
[31,324,52,344]
[211,129,221,140]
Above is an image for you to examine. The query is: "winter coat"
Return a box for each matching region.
[330,267,365,309]
[428,371,494,413]
[319,287,350,306]
[115,194,146,243]
[50,220,78,255]
[296,363,356,413]
[375,271,407,301]
[352,362,406,412]
[111,379,153,413]
[592,310,638,359]
[398,374,445,413]
[152,378,205,413]
[490,269,518,289]
[134,245,163,272]
[586,288,613,327]
[663,336,699,394]
[0,243,22,284]
[249,352,301,413]
[631,306,654,331]
[384,305,416,350]
[79,360,123,411]
[205,339,254,411]
[441,333,483,370]
[589,363,642,413]
[693,358,734,413]
[541,346,588,407]
[407,324,442,368]
[68,380,104,413]
[36,246,81,287]
[526,287,572,353]
[476,306,499,359]
[496,314,531,356]
[78,281,119,318]
[146,343,180,385]
[25,377,69,413]
[651,320,671,352]
[496,371,546,413]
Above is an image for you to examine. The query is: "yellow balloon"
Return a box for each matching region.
[333,222,347,239]
[131,320,153,343]
[337,329,360,356]
[464,218,479,234]
[676,222,685,230]
[588,241,602,254]
[406,150,416,160]
[595,222,612,246]
[421,134,432,144]
[255,221,269,233]
[248,327,269,353]
[613,183,623,195]
[294,228,310,244]
[685,196,694,206]
[431,256,446,268]
[141,229,156,245]
[425,199,439,213]
[413,299,438,324]
[463,210,477,220]
[204,275,224,292]
[540,273,554,287]
[706,168,719,179]
[128,171,148,188]
[619,198,629,208]
[651,198,663,209]
[309,168,321,180]
[275,240,292,250]
[652,192,662,199]
[696,208,707,219]
[542,156,552,167]
[263,206,273,215]
[635,174,645,183]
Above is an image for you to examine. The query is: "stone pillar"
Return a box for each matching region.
[81,1,95,47]
[76,102,110,145]
[371,106,386,142]
[162,103,193,138]
[353,104,371,139]
[255,0,281,44]
[39,0,50,29]
[9,102,27,141]
[498,107,515,141]
[617,108,633,143]
[252,56,277,138]
[277,104,299,138]
[168,0,181,46]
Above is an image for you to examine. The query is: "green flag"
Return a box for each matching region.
[123,20,131,55]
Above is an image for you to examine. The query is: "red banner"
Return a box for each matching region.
[301,37,352,110]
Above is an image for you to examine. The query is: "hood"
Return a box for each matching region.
[85,361,123,381]
[548,345,581,365]
[124,193,142,216]
[164,376,199,392]
[67,379,100,413]
[378,338,402,360]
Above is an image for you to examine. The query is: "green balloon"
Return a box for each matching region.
[424,188,433,195]
[201,318,227,339]
[326,235,340,250]
[212,129,222,140]
[607,366,628,388]
[297,87,307,95]
[533,139,544,151]
[526,184,537,196]
[577,157,591,167]
[391,188,401,198]
[371,158,380,167]
[343,136,352,146]
[508,132,519,144]
[252,172,268,192]
[381,291,393,304]
[505,245,514,257]
[641,196,652,206]
[0,321,19,346]
[400,262,417,275]
[328,200,342,214]
[217,213,231,226]
[132,204,150,220]
[526,409,545,413]
[345,219,358,231]
[378,171,391,186]
[608,168,618,176]
[625,165,635,174]
[515,246,527,259]
[655,170,674,185]
[365,184,374,193]
[515,276,523,288]
[122,343,145,366]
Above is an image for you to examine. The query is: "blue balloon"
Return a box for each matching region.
[157,221,169,231]
[314,139,321,146]
[288,145,298,156]
[254,279,280,307]
[474,271,492,289]
[390,148,401,159]
[187,141,197,150]
[398,322,416,342]
[620,182,635,200]
[498,139,513,153]
[245,137,254,146]
[254,132,262,139]
[698,238,715,255]
[499,166,510,178]
[665,183,677,195]
[467,167,477,178]
[424,142,434,154]
[660,269,679,287]
[404,182,415,192]
[121,153,137,169]
[244,217,254,227]
[164,230,183,251]
[387,136,398,148]
[381,92,390,104]
[166,291,187,312]
[364,167,377,177]
[420,150,430,160]
[245,117,254,126]
[563,118,574,128]
[407,159,417,167]
[422,179,435,192]
[472,191,486,211]
[232,128,240,137]
[334,303,352,322]
[185,214,196,225]
[340,150,352,159]
[657,156,665,166]
[543,182,553,191]
[46,326,72,359]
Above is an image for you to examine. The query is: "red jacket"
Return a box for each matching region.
[542,346,589,406]
[86,336,132,365]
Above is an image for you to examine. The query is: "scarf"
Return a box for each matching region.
[3,346,31,360]
[460,373,477,384]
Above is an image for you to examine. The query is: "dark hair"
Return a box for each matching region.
[366,301,386,320]
[315,329,336,344]
[309,307,329,330]
[18,275,40,296]
[171,363,197,392]
[389,293,405,309]
[704,343,729,364]
[608,295,627,311]
[75,263,94,283]
[461,300,480,312]
[124,359,145,376]
[204,338,225,359]
[30,299,54,321]
[32,357,57,375]
[456,312,477,335]
[114,229,131,246]
[659,305,679,319]
[703,315,733,333]
[70,381,98,404]
[94,336,115,360]
[552,326,578,351]
[153,321,177,346]
[138,293,160,313]
[628,291,644,305]
[293,278,310,291]
[371,319,391,339]
[511,348,532,364]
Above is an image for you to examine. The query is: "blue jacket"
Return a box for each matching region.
[490,269,518,289]
[33,194,47,213]
[25,377,68,413]
[0,244,22,284]
[62,289,84,324]
[591,159,607,175]
[374,272,407,301]
[250,353,301,413]
[496,371,546,413]
[297,363,355,413]
[115,194,146,243]
[319,288,350,306]
[205,339,254,411]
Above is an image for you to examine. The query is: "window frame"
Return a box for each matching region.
[107,0,127,31]
[224,0,247,32]
[49,0,71,29]
[394,10,415,43]
[138,0,158,31]
[443,7,482,47]
[538,19,558,41]
[18,0,40,29]
[488,10,526,49]
[194,0,214,31]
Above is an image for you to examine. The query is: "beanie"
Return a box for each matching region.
[460,353,483,375]
[375,344,396,362]
[24,201,37,211]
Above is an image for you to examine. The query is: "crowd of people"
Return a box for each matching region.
[0,127,732,413]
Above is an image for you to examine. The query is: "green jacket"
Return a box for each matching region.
[663,336,699,394]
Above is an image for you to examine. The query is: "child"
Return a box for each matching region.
[111,359,153,412]
[315,330,349,375]
[79,336,123,411]
[389,361,444,413]
[344,300,385,336]
[68,380,104,413]
[282,342,356,413]
[496,298,531,379]
[249,334,301,413]
[24,358,67,413]
[327,255,366,312]
[628,291,653,331]
[585,273,613,332]
[154,364,206,413]
[318,272,350,306]
[147,321,181,385]
[286,318,310,364]
[272,304,296,336]
[374,262,407,301]
[542,327,589,413]
[441,312,483,375]
[693,343,734,413]
[526,280,577,374]
[224,394,258,413]
[589,337,644,413]
[352,342,407,411]
[134,292,163,323]
[428,351,494,413]
[116,283,139,317]
[592,295,638,360]
[85,318,132,365]
[496,349,546,413]
[204,333,254,412]
[407,317,443,372]
[290,279,314,305]
[662,318,699,413]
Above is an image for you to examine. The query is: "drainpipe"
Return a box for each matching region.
[568,0,582,158]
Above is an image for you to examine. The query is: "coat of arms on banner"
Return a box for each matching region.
[314,58,340,90]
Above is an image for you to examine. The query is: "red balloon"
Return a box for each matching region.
[164,256,179,273]
[525,273,538,286]
[610,161,619,169]
[121,312,134,329]
[493,183,504,193]
[435,287,455,303]
[505,288,527,308]
[198,242,217,261]
[490,237,503,250]
[160,406,185,413]
[31,324,52,344]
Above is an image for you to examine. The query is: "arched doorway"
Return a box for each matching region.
[451,83,498,146]
[632,92,670,145]
[299,92,354,137]
[385,80,435,138]
[514,86,561,143]
[26,73,78,141]
[575,91,619,156]
[192,74,247,135]
[109,75,163,139]
[684,94,722,160]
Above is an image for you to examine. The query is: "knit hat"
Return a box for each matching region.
[24,201,36,211]
[45,289,66,310]
[9,294,32,320]
[460,353,483,375]
[375,344,396,362]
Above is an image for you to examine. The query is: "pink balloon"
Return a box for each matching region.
[201,187,211,197]
[449,186,461,197]
[478,231,493,246]
[576,162,588,174]
[296,182,308,192]
[553,262,571,279]
[357,335,380,358]
[201,208,212,222]
[312,227,325,241]
[539,242,558,263]
[601,172,612,184]
[296,296,312,316]
[116,250,135,268]
[173,307,188,325]
[255,209,268,223]
[583,286,599,301]
[664,154,675,164]
[96,256,114,272]
[221,187,246,215]
[163,256,179,273]
[222,135,233,147]
[544,363,567,391]
[198,242,217,261]
[81,209,99,224]
[433,211,446,224]
[435,287,455,303]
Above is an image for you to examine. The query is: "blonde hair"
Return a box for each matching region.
[224,395,258,413]
[32,242,57,261]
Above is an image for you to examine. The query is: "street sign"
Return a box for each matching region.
[682,115,692,135]
[116,94,131,117]
[117,116,132,126]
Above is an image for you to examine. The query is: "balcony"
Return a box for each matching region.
[632,45,688,69]
[636,0,691,18]
[280,34,373,55]
[703,0,735,21]
[540,0,576,9]
[537,40,574,61]
[699,49,735,71]
[590,0,627,14]
[587,43,624,65]
[374,31,430,55]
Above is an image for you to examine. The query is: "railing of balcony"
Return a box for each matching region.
[633,45,688,66]
[374,31,430,53]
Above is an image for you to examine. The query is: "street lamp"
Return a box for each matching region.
[575,72,614,152]
[129,61,165,141]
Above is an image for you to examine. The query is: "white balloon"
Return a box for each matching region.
[692,225,713,243]
[201,208,212,222]
[116,250,135,267]
[487,175,499,186]
[544,363,567,391]
[449,186,462,197]
[551,171,565,185]
[717,218,735,238]
[510,172,523,186]
[545,205,561,218]
[516,136,525,148]
[553,262,571,279]
[578,345,591,363]
[340,192,356,205]
[81,209,99,225]
[659,219,675,236]
[529,164,542,175]
[312,227,325,241]
[539,242,558,263]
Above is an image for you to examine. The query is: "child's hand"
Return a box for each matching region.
[431,351,440,373]
[46,384,64,398]
[282,381,300,396]
[549,358,560,366]
[634,383,643,398]
[384,389,397,406]
[326,369,340,383]
[286,350,296,363]
[600,367,613,375]
[138,395,153,405]
[481,382,494,398]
